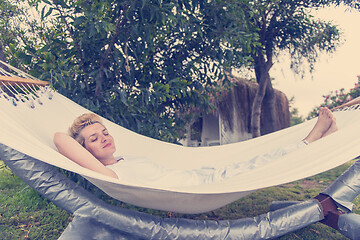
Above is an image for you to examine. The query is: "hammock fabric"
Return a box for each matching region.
[1,76,360,214]
[1,145,327,239]
[2,62,360,239]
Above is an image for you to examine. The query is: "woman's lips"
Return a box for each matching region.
[103,143,112,148]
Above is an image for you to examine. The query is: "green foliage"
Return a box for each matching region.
[1,0,258,143]
[218,0,343,78]
[308,75,360,119]
[0,0,24,63]
[334,0,360,10]
[0,0,21,46]
[289,97,305,126]
[221,0,344,137]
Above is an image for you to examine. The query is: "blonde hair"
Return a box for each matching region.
[69,113,103,146]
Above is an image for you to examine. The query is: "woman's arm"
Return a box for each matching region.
[53,132,118,179]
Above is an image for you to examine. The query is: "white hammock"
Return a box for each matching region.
[1,75,360,214]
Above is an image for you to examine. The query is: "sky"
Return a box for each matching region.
[269,5,360,117]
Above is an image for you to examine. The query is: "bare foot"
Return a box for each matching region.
[322,116,338,138]
[303,107,333,144]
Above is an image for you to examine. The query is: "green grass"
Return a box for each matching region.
[0,162,71,240]
[1,159,359,239]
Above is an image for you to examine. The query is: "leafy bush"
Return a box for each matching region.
[308,75,360,118]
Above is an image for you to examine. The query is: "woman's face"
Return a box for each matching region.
[80,123,116,162]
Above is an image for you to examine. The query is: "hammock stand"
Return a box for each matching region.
[2,145,360,240]
[1,62,360,239]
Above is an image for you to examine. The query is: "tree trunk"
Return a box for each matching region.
[251,50,276,138]
[262,78,277,135]
[251,62,269,137]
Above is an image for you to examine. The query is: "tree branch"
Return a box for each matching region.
[96,9,128,97]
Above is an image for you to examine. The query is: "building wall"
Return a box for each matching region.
[199,113,219,146]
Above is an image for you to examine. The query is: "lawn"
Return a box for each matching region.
[1,159,359,239]
[0,162,71,240]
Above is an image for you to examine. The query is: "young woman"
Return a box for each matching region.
[53,107,338,187]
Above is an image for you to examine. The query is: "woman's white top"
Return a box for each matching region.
[106,141,307,188]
